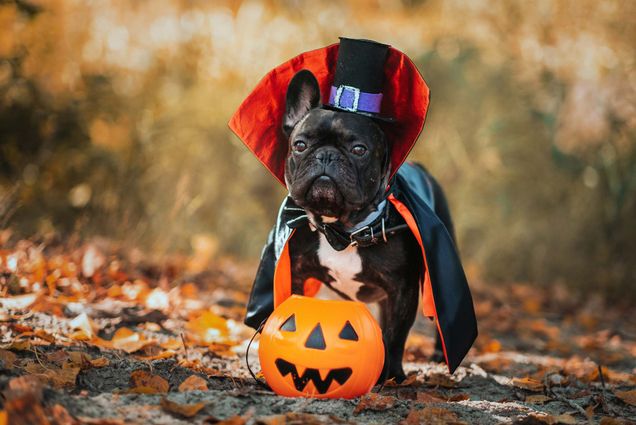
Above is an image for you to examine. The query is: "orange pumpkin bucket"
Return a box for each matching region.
[258,295,385,398]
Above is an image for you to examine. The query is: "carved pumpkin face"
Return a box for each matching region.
[259,295,384,398]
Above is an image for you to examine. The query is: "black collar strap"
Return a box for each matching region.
[283,198,409,252]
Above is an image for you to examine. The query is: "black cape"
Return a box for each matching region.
[244,162,478,373]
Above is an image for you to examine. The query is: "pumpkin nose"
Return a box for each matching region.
[305,323,326,350]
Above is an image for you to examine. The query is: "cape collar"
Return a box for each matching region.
[228,42,430,186]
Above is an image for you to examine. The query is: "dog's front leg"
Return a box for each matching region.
[378,281,419,383]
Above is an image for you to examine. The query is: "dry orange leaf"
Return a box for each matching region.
[186,311,229,343]
[49,404,77,425]
[7,375,44,400]
[554,414,577,424]
[0,410,6,425]
[24,362,80,389]
[402,407,467,425]
[512,377,544,392]
[3,392,49,425]
[134,350,176,361]
[416,391,447,403]
[111,327,151,353]
[353,393,396,414]
[160,397,205,418]
[129,370,169,393]
[385,373,419,387]
[69,313,97,340]
[424,373,458,388]
[614,389,636,406]
[89,357,110,368]
[178,375,208,392]
[0,349,17,369]
[525,394,552,404]
[159,338,183,350]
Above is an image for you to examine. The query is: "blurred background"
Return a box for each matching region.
[0,0,634,302]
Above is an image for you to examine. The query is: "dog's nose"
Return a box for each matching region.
[316,149,336,165]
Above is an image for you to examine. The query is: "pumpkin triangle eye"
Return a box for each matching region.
[280,314,296,332]
[338,321,358,341]
[305,323,326,350]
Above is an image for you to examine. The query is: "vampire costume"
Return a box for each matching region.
[228,38,478,373]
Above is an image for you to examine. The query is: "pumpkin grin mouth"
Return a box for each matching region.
[274,358,353,394]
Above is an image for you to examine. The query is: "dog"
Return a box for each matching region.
[234,38,477,383]
[280,69,455,381]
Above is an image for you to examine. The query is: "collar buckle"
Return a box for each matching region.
[349,224,375,247]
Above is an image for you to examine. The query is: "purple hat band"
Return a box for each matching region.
[328,85,383,114]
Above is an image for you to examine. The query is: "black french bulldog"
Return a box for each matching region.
[281,69,455,382]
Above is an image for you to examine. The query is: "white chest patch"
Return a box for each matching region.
[317,233,364,300]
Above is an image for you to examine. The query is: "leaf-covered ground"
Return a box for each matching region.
[0,240,634,424]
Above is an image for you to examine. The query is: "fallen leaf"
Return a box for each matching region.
[205,415,247,425]
[385,373,419,387]
[89,357,110,368]
[416,392,446,403]
[49,404,78,425]
[0,349,17,369]
[614,389,636,406]
[129,370,169,393]
[424,373,458,388]
[145,288,169,310]
[160,397,205,418]
[599,417,632,425]
[0,339,31,351]
[401,407,467,425]
[69,313,97,340]
[110,327,151,353]
[553,414,577,424]
[178,375,208,392]
[512,377,544,392]
[525,395,552,404]
[4,392,49,425]
[0,411,6,425]
[7,375,44,401]
[134,350,176,361]
[76,418,125,425]
[68,351,92,369]
[186,311,229,343]
[353,393,396,414]
[24,362,80,389]
[0,294,38,310]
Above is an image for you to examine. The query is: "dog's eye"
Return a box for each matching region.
[351,145,367,156]
[293,140,307,153]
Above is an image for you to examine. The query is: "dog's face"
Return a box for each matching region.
[283,70,389,225]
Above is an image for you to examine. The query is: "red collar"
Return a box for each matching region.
[228,42,430,186]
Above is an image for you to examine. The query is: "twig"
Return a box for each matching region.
[180,332,189,360]
[596,363,616,416]
[549,389,592,425]
[30,346,46,368]
[597,364,606,389]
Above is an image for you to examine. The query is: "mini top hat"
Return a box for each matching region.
[229,37,430,186]
[323,38,393,121]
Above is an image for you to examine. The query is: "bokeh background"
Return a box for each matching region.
[1,0,634,302]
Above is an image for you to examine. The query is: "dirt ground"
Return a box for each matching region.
[0,241,635,424]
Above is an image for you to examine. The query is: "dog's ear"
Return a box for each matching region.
[283,70,320,137]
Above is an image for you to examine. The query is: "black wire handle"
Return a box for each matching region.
[245,319,272,391]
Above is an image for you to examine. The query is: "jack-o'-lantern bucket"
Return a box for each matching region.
[258,295,384,398]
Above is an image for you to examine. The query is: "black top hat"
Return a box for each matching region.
[323,37,394,121]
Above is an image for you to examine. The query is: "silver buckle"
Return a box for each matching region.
[349,225,372,247]
[334,85,360,112]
